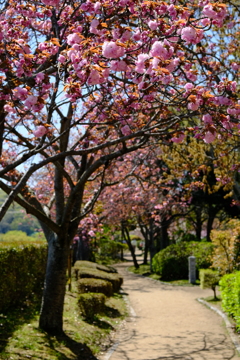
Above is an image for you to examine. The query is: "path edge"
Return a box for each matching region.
[197,298,240,356]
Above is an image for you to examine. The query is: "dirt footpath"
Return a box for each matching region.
[99,262,239,360]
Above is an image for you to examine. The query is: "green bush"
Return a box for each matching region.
[77,278,113,297]
[219,272,240,329]
[74,266,123,293]
[77,293,106,320]
[74,260,117,273]
[0,243,47,312]
[152,241,214,281]
[211,219,240,275]
[200,269,220,299]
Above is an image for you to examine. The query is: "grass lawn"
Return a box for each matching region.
[0,278,127,360]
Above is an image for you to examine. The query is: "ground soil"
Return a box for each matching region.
[98,259,240,360]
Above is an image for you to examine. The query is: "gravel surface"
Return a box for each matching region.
[99,261,240,360]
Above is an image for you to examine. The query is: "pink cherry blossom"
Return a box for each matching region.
[171,133,185,143]
[88,230,95,237]
[148,20,158,30]
[24,95,38,109]
[90,19,100,34]
[188,102,199,111]
[150,41,169,60]
[203,131,216,143]
[202,3,227,23]
[13,87,28,100]
[58,54,66,64]
[181,27,197,43]
[42,0,60,6]
[94,2,101,13]
[110,60,128,72]
[102,41,125,58]
[4,104,15,113]
[35,73,45,84]
[231,63,240,71]
[135,54,149,73]
[184,83,194,91]
[132,29,141,41]
[87,69,101,85]
[67,33,81,45]
[202,114,213,124]
[121,125,131,136]
[33,125,48,137]
[121,30,132,42]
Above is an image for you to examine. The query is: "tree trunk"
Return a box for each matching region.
[206,205,218,242]
[122,225,139,269]
[138,220,149,265]
[195,207,203,241]
[149,217,154,272]
[39,237,69,334]
[160,220,170,250]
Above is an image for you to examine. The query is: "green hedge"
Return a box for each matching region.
[77,293,106,320]
[0,243,47,312]
[74,263,123,292]
[78,278,113,297]
[74,260,117,274]
[152,241,214,281]
[220,272,240,330]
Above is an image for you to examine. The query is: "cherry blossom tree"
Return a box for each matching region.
[98,146,192,269]
[0,0,239,334]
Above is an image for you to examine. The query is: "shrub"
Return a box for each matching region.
[200,269,220,300]
[152,241,214,281]
[74,266,123,293]
[211,219,240,275]
[74,260,117,273]
[220,272,240,330]
[77,278,113,297]
[77,293,106,320]
[0,243,47,312]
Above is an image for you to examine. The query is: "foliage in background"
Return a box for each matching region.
[0,230,45,246]
[93,226,128,264]
[152,241,214,281]
[211,219,240,275]
[0,242,47,312]
[220,271,240,331]
[0,191,41,235]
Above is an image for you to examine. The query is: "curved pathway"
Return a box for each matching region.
[100,262,239,360]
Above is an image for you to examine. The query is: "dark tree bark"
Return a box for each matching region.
[138,219,149,265]
[195,206,203,241]
[39,236,69,334]
[122,225,139,269]
[206,205,219,242]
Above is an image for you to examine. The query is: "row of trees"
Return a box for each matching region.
[0,0,239,334]
[97,137,240,269]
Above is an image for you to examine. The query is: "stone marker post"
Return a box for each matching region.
[188,256,196,284]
